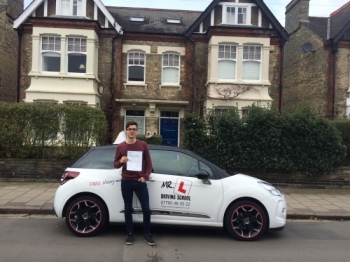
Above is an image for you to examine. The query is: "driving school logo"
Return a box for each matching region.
[174,178,192,196]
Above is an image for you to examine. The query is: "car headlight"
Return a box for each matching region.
[258,181,283,196]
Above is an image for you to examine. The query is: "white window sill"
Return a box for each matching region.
[159,84,182,90]
[29,71,98,80]
[123,83,148,90]
[220,23,253,26]
[208,80,271,86]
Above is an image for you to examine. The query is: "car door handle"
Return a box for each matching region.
[148,177,155,182]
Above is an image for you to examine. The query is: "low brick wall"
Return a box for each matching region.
[0,158,350,188]
[241,168,350,189]
[0,158,73,182]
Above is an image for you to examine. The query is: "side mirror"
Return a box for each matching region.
[195,170,211,184]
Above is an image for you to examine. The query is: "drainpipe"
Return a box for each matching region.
[278,37,285,112]
[185,36,196,114]
[16,25,24,103]
[107,33,122,144]
[331,42,338,119]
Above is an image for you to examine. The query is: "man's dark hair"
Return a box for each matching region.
[126,120,138,129]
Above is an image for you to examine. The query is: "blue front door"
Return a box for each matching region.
[160,118,178,147]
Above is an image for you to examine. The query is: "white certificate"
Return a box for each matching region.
[127,151,143,171]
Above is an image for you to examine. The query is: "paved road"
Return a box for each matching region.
[0,216,349,262]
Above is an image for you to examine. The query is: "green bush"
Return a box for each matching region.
[0,102,107,159]
[181,104,346,175]
[137,134,163,145]
[333,119,350,165]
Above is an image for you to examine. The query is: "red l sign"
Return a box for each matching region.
[178,181,187,194]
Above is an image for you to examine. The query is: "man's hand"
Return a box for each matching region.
[120,156,128,164]
[138,177,146,183]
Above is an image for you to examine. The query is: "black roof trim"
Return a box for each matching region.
[184,0,288,41]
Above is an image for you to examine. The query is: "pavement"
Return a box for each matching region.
[0,182,350,220]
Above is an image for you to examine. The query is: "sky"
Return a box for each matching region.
[23,0,350,26]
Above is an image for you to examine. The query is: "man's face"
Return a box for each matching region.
[126,125,138,139]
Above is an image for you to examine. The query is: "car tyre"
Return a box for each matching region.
[65,196,107,237]
[225,200,266,241]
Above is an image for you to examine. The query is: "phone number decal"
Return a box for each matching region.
[161,201,191,209]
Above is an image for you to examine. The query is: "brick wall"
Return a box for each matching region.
[19,29,32,101]
[2,0,23,19]
[0,1,23,102]
[0,158,349,188]
[335,47,350,117]
[0,159,72,182]
[285,0,310,34]
[282,25,329,115]
[120,40,187,101]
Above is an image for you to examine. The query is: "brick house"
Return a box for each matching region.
[283,0,350,118]
[0,0,23,102]
[13,0,288,146]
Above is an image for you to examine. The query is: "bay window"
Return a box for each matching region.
[41,36,61,72]
[67,38,87,73]
[242,45,261,81]
[218,45,236,80]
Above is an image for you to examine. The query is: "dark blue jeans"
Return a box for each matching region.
[121,179,151,235]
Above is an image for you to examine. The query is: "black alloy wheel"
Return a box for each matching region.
[65,196,107,237]
[225,200,266,241]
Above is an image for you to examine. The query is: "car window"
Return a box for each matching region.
[150,149,214,177]
[71,148,115,169]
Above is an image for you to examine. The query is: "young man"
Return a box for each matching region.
[114,121,155,246]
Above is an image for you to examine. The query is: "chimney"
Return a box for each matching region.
[1,0,24,19]
[285,0,310,34]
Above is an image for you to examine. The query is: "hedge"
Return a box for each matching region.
[182,104,346,175]
[0,102,107,159]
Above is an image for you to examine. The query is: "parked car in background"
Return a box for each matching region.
[53,145,287,241]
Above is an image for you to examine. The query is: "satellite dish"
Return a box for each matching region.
[299,42,313,53]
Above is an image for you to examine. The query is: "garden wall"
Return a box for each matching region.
[0,159,349,189]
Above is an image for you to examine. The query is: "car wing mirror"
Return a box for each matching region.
[195,170,211,185]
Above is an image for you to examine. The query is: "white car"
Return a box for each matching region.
[53,145,287,241]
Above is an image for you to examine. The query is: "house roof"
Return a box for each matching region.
[184,0,288,41]
[106,6,201,34]
[301,1,350,43]
[13,0,122,32]
[303,17,329,40]
[330,1,350,42]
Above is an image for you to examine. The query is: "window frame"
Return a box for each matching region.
[60,0,84,16]
[127,51,146,83]
[66,37,87,74]
[222,4,251,25]
[242,45,262,82]
[162,53,180,85]
[217,44,237,81]
[41,36,61,73]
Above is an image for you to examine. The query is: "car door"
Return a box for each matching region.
[135,149,224,224]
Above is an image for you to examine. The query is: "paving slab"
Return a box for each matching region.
[0,183,349,220]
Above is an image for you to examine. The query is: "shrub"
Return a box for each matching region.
[137,134,163,145]
[0,102,107,159]
[181,104,346,175]
[333,119,350,165]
